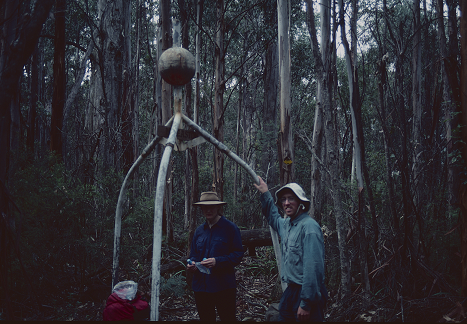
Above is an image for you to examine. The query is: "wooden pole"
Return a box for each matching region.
[150,111,182,321]
[182,114,259,183]
[112,117,174,289]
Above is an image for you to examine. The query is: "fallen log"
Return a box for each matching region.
[241,228,273,246]
[241,228,273,256]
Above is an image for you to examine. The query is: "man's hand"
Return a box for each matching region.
[186,262,197,272]
[254,176,269,193]
[200,257,216,268]
[297,306,310,321]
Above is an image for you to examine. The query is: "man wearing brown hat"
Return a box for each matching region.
[187,191,244,321]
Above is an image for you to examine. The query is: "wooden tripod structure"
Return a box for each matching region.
[111,40,282,321]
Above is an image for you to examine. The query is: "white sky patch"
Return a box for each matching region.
[226,77,238,90]
[83,60,92,83]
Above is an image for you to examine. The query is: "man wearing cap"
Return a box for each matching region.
[187,191,244,321]
[254,176,327,322]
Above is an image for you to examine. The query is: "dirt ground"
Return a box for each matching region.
[7,244,465,322]
[53,253,466,322]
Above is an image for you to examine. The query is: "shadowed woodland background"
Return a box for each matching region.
[1,0,467,321]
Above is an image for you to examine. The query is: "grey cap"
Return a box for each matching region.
[274,183,311,213]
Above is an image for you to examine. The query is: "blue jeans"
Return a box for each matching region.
[279,284,325,322]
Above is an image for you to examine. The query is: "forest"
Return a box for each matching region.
[1,0,467,321]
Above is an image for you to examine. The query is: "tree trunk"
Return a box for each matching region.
[213,0,225,199]
[62,38,94,169]
[159,0,173,242]
[277,0,293,185]
[234,65,244,223]
[179,0,190,229]
[397,55,413,256]
[240,81,247,223]
[339,0,370,298]
[438,0,461,212]
[377,0,399,240]
[178,0,193,231]
[412,0,422,233]
[50,0,66,158]
[0,2,20,320]
[28,46,40,156]
[459,0,467,298]
[152,26,162,195]
[306,0,351,299]
[121,0,133,172]
[187,0,203,249]
[309,0,328,224]
[0,1,54,320]
[378,59,398,234]
[132,0,142,198]
[262,1,278,189]
[98,0,125,171]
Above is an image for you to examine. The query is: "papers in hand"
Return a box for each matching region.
[195,262,211,274]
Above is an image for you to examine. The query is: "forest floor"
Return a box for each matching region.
[8,251,466,322]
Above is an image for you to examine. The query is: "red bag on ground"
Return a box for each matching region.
[103,293,149,321]
[103,281,149,321]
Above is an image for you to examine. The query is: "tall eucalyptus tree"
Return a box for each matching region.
[438,0,461,213]
[277,0,293,185]
[261,0,278,190]
[308,0,329,224]
[385,4,413,254]
[50,0,66,158]
[131,0,142,198]
[213,0,226,199]
[233,27,248,223]
[121,0,135,172]
[99,0,125,169]
[459,0,467,298]
[27,45,41,156]
[439,0,464,295]
[339,0,371,297]
[412,0,422,218]
[0,1,55,319]
[306,0,351,299]
[187,0,203,249]
[159,0,174,242]
[179,0,194,230]
[376,0,399,241]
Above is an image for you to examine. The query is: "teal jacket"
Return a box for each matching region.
[260,191,327,311]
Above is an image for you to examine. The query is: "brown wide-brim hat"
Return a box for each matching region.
[193,191,227,206]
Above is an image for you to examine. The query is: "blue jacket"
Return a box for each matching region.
[189,216,244,292]
[260,191,327,311]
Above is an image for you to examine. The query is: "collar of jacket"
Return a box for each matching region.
[289,212,309,225]
[203,215,224,229]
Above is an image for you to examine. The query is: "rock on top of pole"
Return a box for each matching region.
[158,47,195,86]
